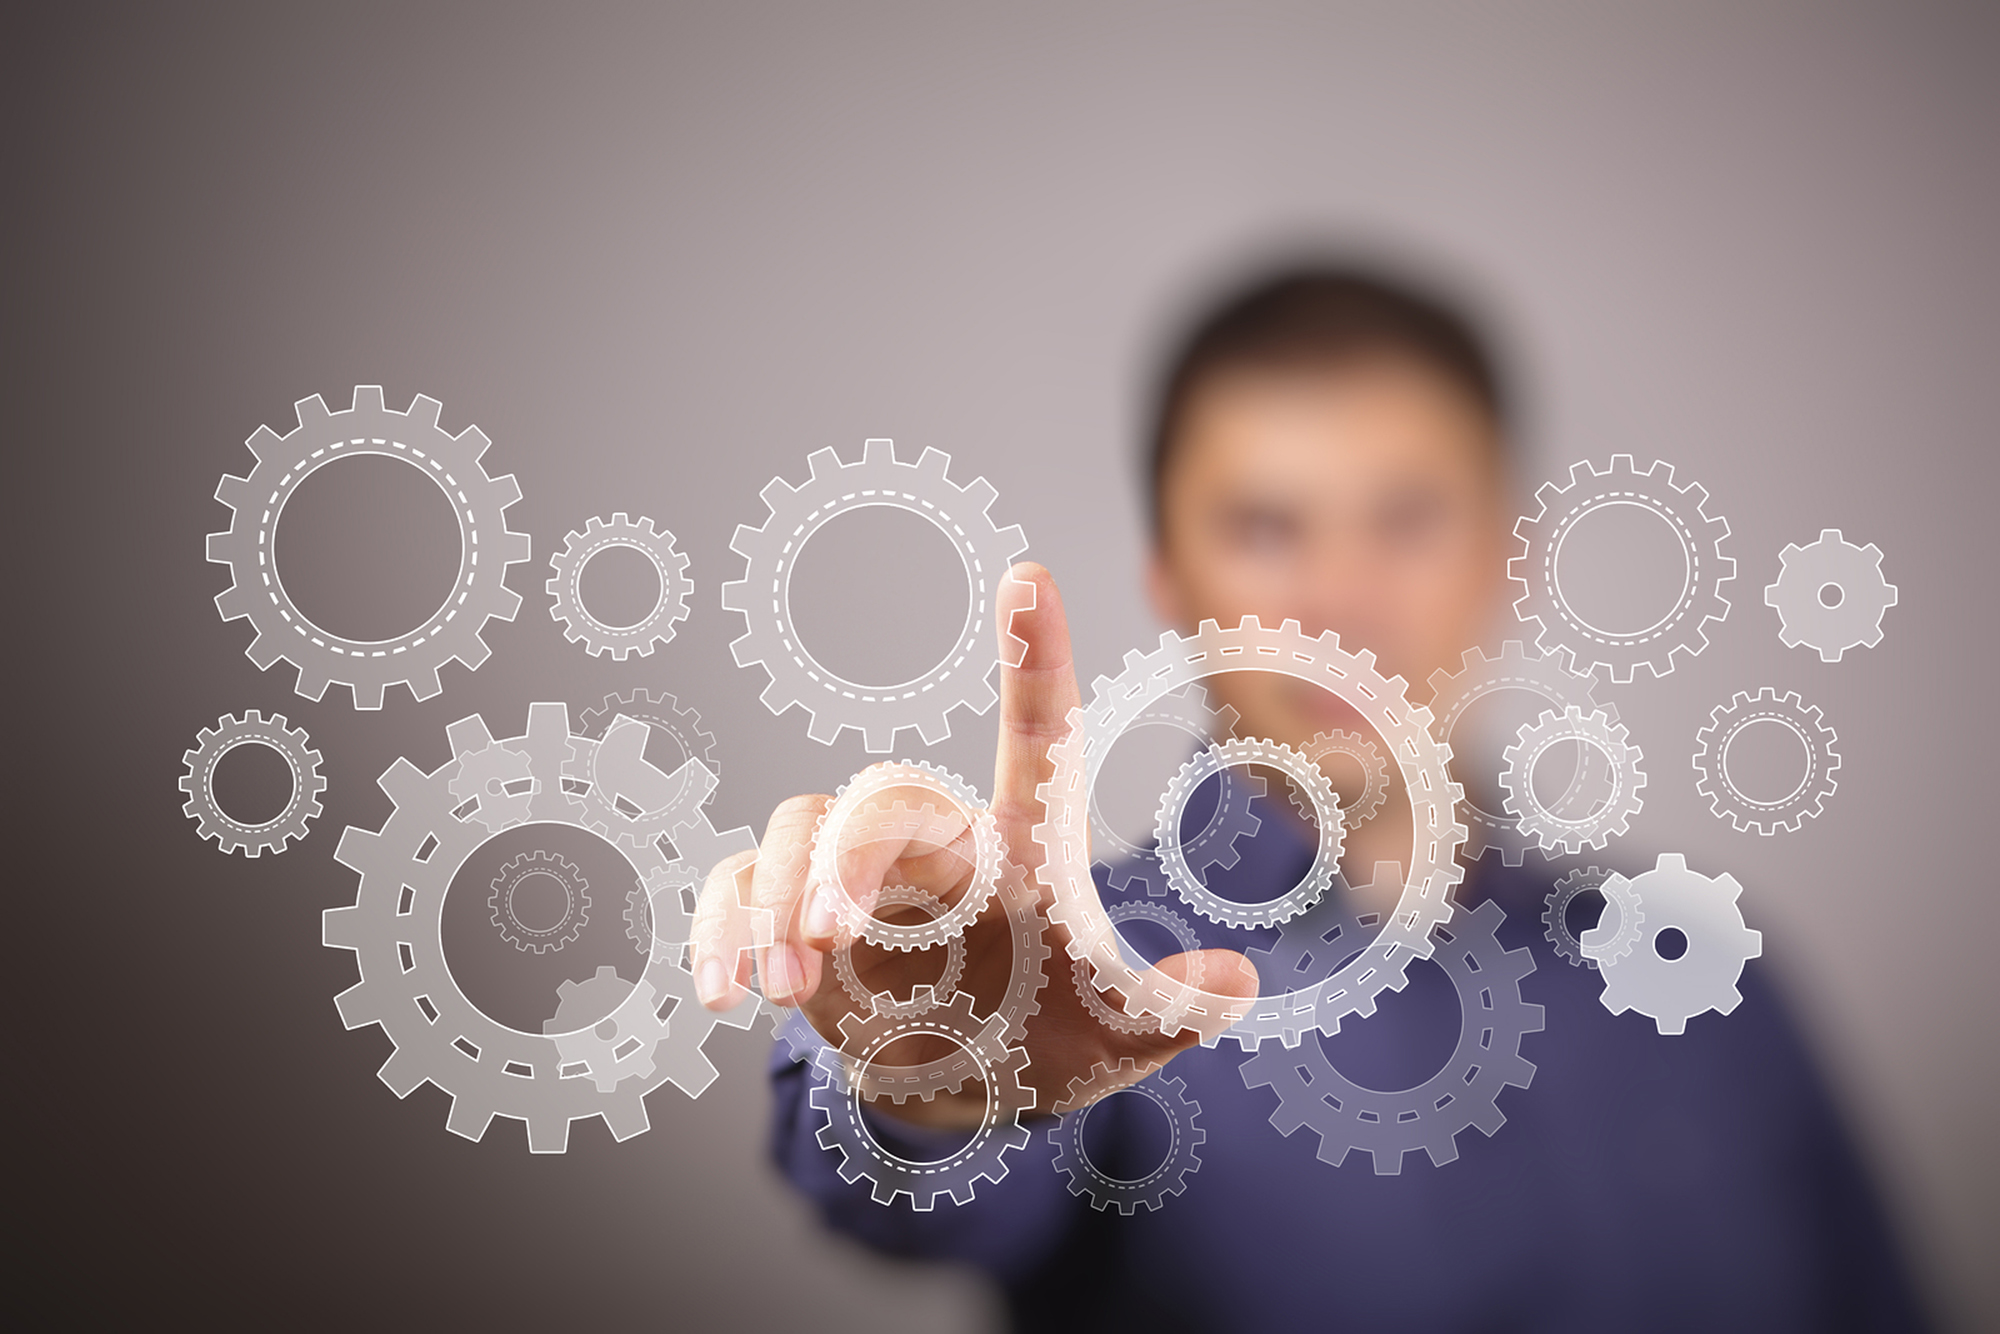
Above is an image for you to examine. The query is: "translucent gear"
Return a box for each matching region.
[1542,865,1614,969]
[566,713,714,853]
[1582,853,1762,1035]
[579,689,716,779]
[1763,528,1896,662]
[1499,706,1646,855]
[447,726,536,835]
[812,761,1002,951]
[1154,737,1345,929]
[179,709,326,857]
[1036,617,1467,1042]
[1426,641,1620,866]
[1228,861,1404,1050]
[624,883,652,956]
[1583,871,1646,966]
[832,885,966,1018]
[488,850,590,953]
[721,438,1029,752]
[1288,728,1391,830]
[545,513,692,660]
[324,702,758,1152]
[1693,688,1840,835]
[1048,1068,1205,1215]
[1509,455,1734,683]
[1241,899,1542,1173]
[1050,1054,1162,1115]
[809,991,1035,1209]
[207,386,532,709]
[1071,901,1208,1035]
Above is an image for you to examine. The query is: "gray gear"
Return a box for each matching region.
[832,885,966,1017]
[1048,1067,1205,1214]
[1426,641,1620,866]
[1154,737,1345,929]
[1693,688,1840,835]
[1288,728,1392,830]
[1499,706,1646,855]
[1582,853,1761,1035]
[1241,899,1542,1173]
[1509,455,1734,683]
[488,850,590,953]
[1763,528,1896,662]
[179,709,326,857]
[324,702,759,1152]
[208,386,532,709]
[1227,861,1406,1050]
[546,513,692,660]
[1542,865,1614,968]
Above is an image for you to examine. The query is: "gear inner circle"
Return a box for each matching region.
[1716,716,1813,807]
[1075,1085,1175,1186]
[573,539,674,632]
[208,736,303,827]
[1546,497,1695,639]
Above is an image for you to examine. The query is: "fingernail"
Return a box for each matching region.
[768,946,803,1001]
[803,888,837,938]
[696,957,729,1007]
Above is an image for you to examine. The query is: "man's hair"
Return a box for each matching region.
[1147,264,1510,535]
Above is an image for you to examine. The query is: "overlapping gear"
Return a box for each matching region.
[546,513,692,660]
[812,761,1003,951]
[1037,617,1467,1041]
[1154,736,1345,929]
[1091,685,1264,898]
[1510,455,1735,683]
[1498,705,1646,855]
[1693,688,1840,835]
[1426,641,1620,866]
[571,713,725,853]
[1764,528,1897,662]
[1291,728,1392,830]
[579,689,717,789]
[832,885,967,1018]
[207,386,533,709]
[1241,898,1543,1173]
[180,709,326,857]
[1229,862,1398,1050]
[488,850,590,953]
[324,703,758,1152]
[1582,853,1761,1035]
[1071,900,1210,1035]
[1542,866,1614,969]
[722,438,1029,752]
[1049,1066,1206,1214]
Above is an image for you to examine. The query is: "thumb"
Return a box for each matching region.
[990,562,1082,852]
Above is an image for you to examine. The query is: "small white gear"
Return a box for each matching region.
[812,761,1002,951]
[207,386,533,709]
[487,851,590,953]
[1763,529,1896,662]
[179,709,326,857]
[1071,901,1209,1035]
[447,723,536,834]
[721,438,1029,752]
[1154,737,1345,929]
[1583,870,1646,966]
[1543,865,1614,969]
[1241,898,1542,1173]
[809,991,1035,1209]
[1582,853,1761,1035]
[1693,688,1840,835]
[1091,685,1263,899]
[546,513,692,660]
[1048,1067,1205,1215]
[1288,729,1391,830]
[1427,641,1620,866]
[1509,455,1735,683]
[1036,617,1466,1041]
[1499,706,1646,855]
[832,885,966,1018]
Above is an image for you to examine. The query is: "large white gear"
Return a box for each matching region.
[1542,865,1614,969]
[1035,617,1467,1042]
[809,991,1035,1209]
[1154,737,1345,929]
[1763,528,1896,662]
[1693,688,1840,835]
[179,709,326,857]
[1426,641,1620,866]
[1241,899,1542,1173]
[1509,455,1735,683]
[323,702,758,1152]
[546,513,692,660]
[207,386,533,709]
[488,850,590,953]
[1288,728,1392,830]
[1582,853,1761,1035]
[1071,901,1209,1035]
[721,438,1029,752]
[812,761,1002,951]
[1091,685,1263,899]
[1227,861,1403,1050]
[831,885,966,1018]
[1048,1067,1205,1215]
[1499,706,1646,855]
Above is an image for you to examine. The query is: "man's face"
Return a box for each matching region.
[1147,356,1513,750]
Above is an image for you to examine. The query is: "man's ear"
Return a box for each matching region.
[1146,545,1186,629]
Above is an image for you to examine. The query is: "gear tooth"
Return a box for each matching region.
[243,422,286,463]
[213,583,253,622]
[915,716,951,747]
[349,385,387,415]
[448,420,490,458]
[330,828,379,878]
[394,391,439,430]
[329,973,380,1026]
[445,1097,497,1142]
[377,755,433,808]
[957,471,998,510]
[376,1045,430,1097]
[599,1095,651,1142]
[406,665,444,701]
[293,393,333,429]
[483,468,523,507]
[489,583,524,622]
[808,446,846,479]
[806,710,845,745]
[1817,643,1844,663]
[242,629,287,670]
[447,715,497,760]
[756,474,795,511]
[349,679,386,710]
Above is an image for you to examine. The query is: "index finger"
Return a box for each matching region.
[990,562,1081,853]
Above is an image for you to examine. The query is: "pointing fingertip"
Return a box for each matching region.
[696,957,731,1009]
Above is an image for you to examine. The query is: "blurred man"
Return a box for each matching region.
[693,268,1927,1331]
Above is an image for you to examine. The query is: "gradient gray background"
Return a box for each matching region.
[13,3,1997,1327]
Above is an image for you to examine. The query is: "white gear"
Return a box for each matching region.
[721,438,1029,752]
[1035,617,1466,1042]
[488,850,590,953]
[812,761,1002,951]
[546,513,692,660]
[1582,853,1761,1035]
[1241,899,1542,1173]
[1583,869,1646,966]
[179,709,326,857]
[1153,737,1345,928]
[579,688,716,777]
[1091,686,1264,899]
[1509,455,1734,683]
[1071,901,1209,1035]
[447,718,536,834]
[207,386,532,709]
[1426,641,1620,866]
[1048,1068,1205,1215]
[1693,688,1840,835]
[1763,529,1896,662]
[566,713,712,853]
[324,702,759,1152]
[1288,729,1392,830]
[832,885,966,1017]
[1542,866,1614,968]
[1499,706,1646,855]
